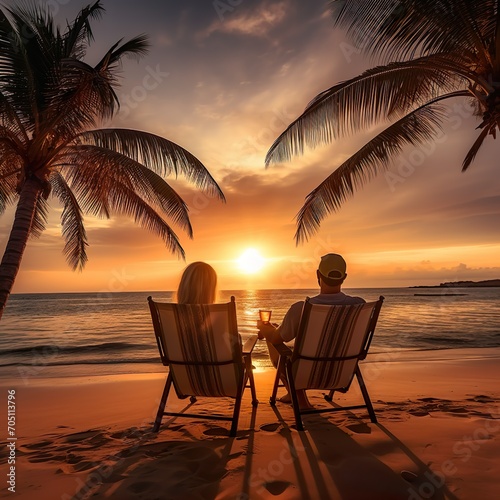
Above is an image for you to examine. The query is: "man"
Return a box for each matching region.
[258,253,365,407]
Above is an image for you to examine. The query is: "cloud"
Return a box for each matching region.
[203,1,287,38]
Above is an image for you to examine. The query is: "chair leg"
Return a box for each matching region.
[324,390,335,402]
[270,355,284,405]
[229,389,243,437]
[245,356,258,406]
[356,367,377,423]
[286,361,304,431]
[154,373,173,432]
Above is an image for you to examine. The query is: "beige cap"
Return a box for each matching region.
[318,253,347,280]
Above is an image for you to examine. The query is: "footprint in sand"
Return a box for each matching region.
[64,430,102,443]
[446,407,469,417]
[203,427,231,437]
[401,470,418,483]
[409,409,430,417]
[72,461,97,472]
[466,394,496,403]
[346,422,371,434]
[166,424,184,432]
[260,423,281,432]
[28,453,57,463]
[23,440,53,449]
[264,481,292,495]
[66,452,85,465]
[418,397,452,403]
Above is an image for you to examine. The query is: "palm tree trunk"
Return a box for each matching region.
[0,177,42,320]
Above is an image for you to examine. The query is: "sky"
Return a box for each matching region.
[1,0,500,294]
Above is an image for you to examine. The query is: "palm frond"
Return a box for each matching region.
[95,34,150,71]
[0,137,22,214]
[330,0,492,64]
[493,0,500,73]
[113,186,186,258]
[62,1,104,58]
[57,155,186,258]
[4,5,60,127]
[5,2,57,52]
[0,90,28,142]
[29,193,49,239]
[0,9,36,129]
[0,2,109,138]
[462,125,492,171]
[59,145,193,236]
[113,186,186,259]
[50,172,88,270]
[47,58,119,133]
[295,92,469,243]
[75,129,225,200]
[0,163,18,215]
[266,55,469,165]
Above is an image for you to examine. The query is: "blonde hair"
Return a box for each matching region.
[176,262,217,304]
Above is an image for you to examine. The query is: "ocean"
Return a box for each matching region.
[1,287,499,380]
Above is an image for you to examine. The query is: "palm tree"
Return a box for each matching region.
[266,0,498,243]
[0,1,224,319]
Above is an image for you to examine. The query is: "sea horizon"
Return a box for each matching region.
[8,285,408,296]
[2,287,499,380]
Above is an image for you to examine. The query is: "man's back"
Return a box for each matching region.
[279,292,365,342]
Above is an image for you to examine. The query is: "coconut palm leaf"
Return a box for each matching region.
[295,92,469,243]
[5,7,58,118]
[462,125,493,172]
[52,58,119,131]
[59,145,193,236]
[495,8,500,75]
[58,157,186,258]
[0,91,27,141]
[105,182,186,259]
[29,194,49,239]
[0,163,17,214]
[62,1,104,58]
[76,129,225,199]
[331,0,492,64]
[51,172,88,270]
[266,55,469,165]
[0,134,22,213]
[51,35,149,132]
[265,1,500,242]
[61,160,185,257]
[0,11,35,127]
[95,35,150,71]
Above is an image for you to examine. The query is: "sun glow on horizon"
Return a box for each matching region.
[236,248,265,274]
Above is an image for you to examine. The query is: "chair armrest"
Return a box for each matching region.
[273,342,293,358]
[242,335,258,355]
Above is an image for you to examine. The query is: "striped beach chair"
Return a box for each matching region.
[270,296,384,431]
[148,296,258,437]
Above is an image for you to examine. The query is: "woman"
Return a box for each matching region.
[176,262,217,304]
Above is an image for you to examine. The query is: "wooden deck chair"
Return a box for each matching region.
[148,296,258,437]
[270,296,384,431]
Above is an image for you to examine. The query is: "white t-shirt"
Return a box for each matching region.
[278,292,366,342]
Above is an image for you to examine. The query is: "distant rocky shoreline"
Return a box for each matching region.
[410,279,500,288]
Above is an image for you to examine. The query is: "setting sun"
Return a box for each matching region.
[236,248,265,274]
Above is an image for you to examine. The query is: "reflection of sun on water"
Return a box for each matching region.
[242,289,259,318]
[236,248,265,274]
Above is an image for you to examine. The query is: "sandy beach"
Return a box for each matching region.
[2,347,499,500]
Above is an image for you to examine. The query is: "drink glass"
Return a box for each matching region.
[259,309,272,324]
